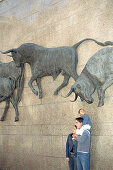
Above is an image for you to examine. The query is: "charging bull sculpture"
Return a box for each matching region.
[66,47,113,107]
[0,77,19,121]
[0,61,24,121]
[1,38,113,99]
[0,61,24,102]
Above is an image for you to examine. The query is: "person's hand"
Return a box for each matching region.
[72,134,78,139]
[66,157,69,162]
[76,134,78,139]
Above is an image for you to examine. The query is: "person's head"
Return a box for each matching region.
[75,117,83,129]
[73,125,77,134]
[78,108,86,116]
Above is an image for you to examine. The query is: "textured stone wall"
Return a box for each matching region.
[0,0,113,170]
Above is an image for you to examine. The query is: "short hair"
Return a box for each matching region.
[78,108,85,114]
[75,117,84,123]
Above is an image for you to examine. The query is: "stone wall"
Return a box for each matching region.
[0,0,113,169]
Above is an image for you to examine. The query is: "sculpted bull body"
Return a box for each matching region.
[0,61,24,121]
[66,47,113,107]
[1,38,113,98]
[0,61,24,102]
[0,77,19,121]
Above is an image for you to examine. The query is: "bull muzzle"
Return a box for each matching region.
[86,98,94,104]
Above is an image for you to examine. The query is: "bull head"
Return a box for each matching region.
[0,49,22,67]
[66,82,94,104]
[65,83,88,102]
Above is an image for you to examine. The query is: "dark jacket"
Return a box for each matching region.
[66,133,77,157]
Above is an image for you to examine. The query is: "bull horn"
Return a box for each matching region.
[70,93,78,102]
[62,88,74,98]
[0,49,16,54]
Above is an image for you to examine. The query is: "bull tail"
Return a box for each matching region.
[73,38,113,49]
[16,63,25,103]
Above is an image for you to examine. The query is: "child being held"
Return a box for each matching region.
[76,108,91,136]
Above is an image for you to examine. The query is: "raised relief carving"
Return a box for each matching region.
[66,47,113,107]
[1,38,112,99]
[0,61,24,121]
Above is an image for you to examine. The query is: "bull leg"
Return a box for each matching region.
[97,87,104,107]
[71,71,78,81]
[16,78,22,103]
[65,66,78,81]
[1,100,10,121]
[54,74,70,95]
[28,76,38,96]
[97,75,113,107]
[36,78,42,99]
[10,95,19,121]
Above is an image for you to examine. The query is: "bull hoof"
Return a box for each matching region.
[98,102,104,107]
[54,91,58,95]
[15,117,19,122]
[39,94,42,99]
[1,117,5,121]
[33,90,38,96]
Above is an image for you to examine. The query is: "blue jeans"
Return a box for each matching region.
[68,153,77,170]
[77,152,90,170]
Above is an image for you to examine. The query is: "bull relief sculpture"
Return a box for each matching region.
[1,38,112,99]
[66,47,113,107]
[0,61,24,121]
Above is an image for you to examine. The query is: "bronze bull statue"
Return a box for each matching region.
[1,38,113,99]
[66,47,113,107]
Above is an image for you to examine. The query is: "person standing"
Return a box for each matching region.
[66,125,77,170]
[75,117,91,170]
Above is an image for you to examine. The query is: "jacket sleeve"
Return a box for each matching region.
[66,135,69,157]
[82,115,88,126]
[82,115,91,126]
